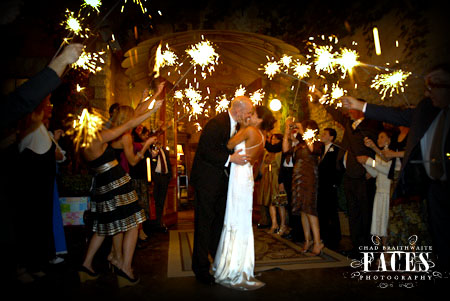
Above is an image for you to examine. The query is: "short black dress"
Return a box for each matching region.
[88,145,146,236]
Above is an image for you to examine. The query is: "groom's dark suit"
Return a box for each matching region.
[190,111,233,278]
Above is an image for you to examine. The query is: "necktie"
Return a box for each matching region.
[159,150,167,174]
[429,108,448,180]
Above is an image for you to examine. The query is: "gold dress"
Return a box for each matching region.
[258,150,284,207]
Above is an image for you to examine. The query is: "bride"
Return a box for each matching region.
[212,105,276,290]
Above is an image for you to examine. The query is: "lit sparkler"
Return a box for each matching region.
[186,40,219,76]
[335,48,360,78]
[234,85,246,97]
[76,84,86,93]
[215,95,230,113]
[279,55,292,71]
[292,61,311,79]
[66,108,104,151]
[61,10,90,38]
[370,70,411,100]
[153,43,178,78]
[313,45,337,75]
[121,0,148,14]
[263,60,281,80]
[82,0,102,13]
[72,49,105,73]
[249,89,265,105]
[302,128,318,146]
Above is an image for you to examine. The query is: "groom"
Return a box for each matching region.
[190,96,254,285]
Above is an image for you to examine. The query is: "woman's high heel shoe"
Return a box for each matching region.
[310,241,325,256]
[301,240,314,253]
[267,226,279,234]
[78,266,100,283]
[116,268,140,288]
[277,225,290,236]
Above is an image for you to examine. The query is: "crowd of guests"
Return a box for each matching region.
[1,44,173,287]
[1,42,448,288]
[256,63,449,273]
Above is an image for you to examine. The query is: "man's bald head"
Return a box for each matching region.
[230,96,254,124]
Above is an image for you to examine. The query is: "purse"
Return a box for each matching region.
[273,190,288,206]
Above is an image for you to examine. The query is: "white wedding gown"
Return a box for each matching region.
[212,140,265,290]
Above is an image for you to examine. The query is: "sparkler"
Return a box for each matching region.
[121,0,148,14]
[215,95,230,113]
[335,48,360,78]
[82,0,102,13]
[153,43,178,78]
[66,108,104,151]
[302,128,318,146]
[263,60,281,80]
[292,61,311,79]
[279,55,292,71]
[370,70,411,100]
[249,89,265,105]
[234,85,246,97]
[313,45,337,75]
[186,40,219,76]
[72,49,105,73]
[61,9,90,38]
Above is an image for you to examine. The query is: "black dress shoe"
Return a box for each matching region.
[195,273,215,285]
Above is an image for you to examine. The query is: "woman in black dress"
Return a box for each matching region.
[79,82,164,287]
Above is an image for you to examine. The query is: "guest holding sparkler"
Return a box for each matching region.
[283,119,324,255]
[79,82,164,287]
[340,63,450,272]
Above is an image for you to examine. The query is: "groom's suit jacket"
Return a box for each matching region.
[190,111,233,194]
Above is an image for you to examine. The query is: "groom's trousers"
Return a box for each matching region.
[192,188,227,275]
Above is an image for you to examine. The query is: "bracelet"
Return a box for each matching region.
[137,152,144,159]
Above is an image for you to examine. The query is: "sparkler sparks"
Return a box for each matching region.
[121,0,148,14]
[249,89,265,105]
[313,45,337,75]
[82,0,102,13]
[186,40,219,76]
[302,128,318,146]
[61,10,89,38]
[279,55,292,71]
[66,108,104,151]
[72,49,105,73]
[234,85,246,97]
[292,61,311,79]
[264,60,281,80]
[153,43,178,78]
[336,48,360,78]
[370,70,411,100]
[215,95,230,113]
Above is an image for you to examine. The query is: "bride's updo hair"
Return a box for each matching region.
[255,105,276,132]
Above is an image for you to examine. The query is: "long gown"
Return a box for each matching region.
[212,139,265,290]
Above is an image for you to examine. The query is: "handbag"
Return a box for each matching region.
[272,190,288,206]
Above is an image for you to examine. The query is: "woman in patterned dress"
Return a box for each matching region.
[79,83,164,286]
[283,119,324,256]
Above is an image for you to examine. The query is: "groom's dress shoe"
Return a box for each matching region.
[195,273,215,285]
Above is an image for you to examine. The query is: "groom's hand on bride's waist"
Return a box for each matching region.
[230,149,250,165]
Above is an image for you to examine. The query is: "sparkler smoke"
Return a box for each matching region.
[370,70,411,100]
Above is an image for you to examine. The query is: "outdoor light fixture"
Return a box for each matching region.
[269,98,282,111]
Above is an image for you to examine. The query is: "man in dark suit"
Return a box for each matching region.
[190,96,253,285]
[317,128,342,250]
[150,141,172,233]
[341,63,450,272]
[325,104,383,257]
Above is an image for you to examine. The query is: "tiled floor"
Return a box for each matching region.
[11,209,448,300]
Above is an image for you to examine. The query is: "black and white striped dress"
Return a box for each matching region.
[87,145,146,236]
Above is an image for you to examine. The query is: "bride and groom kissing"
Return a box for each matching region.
[190,96,276,290]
